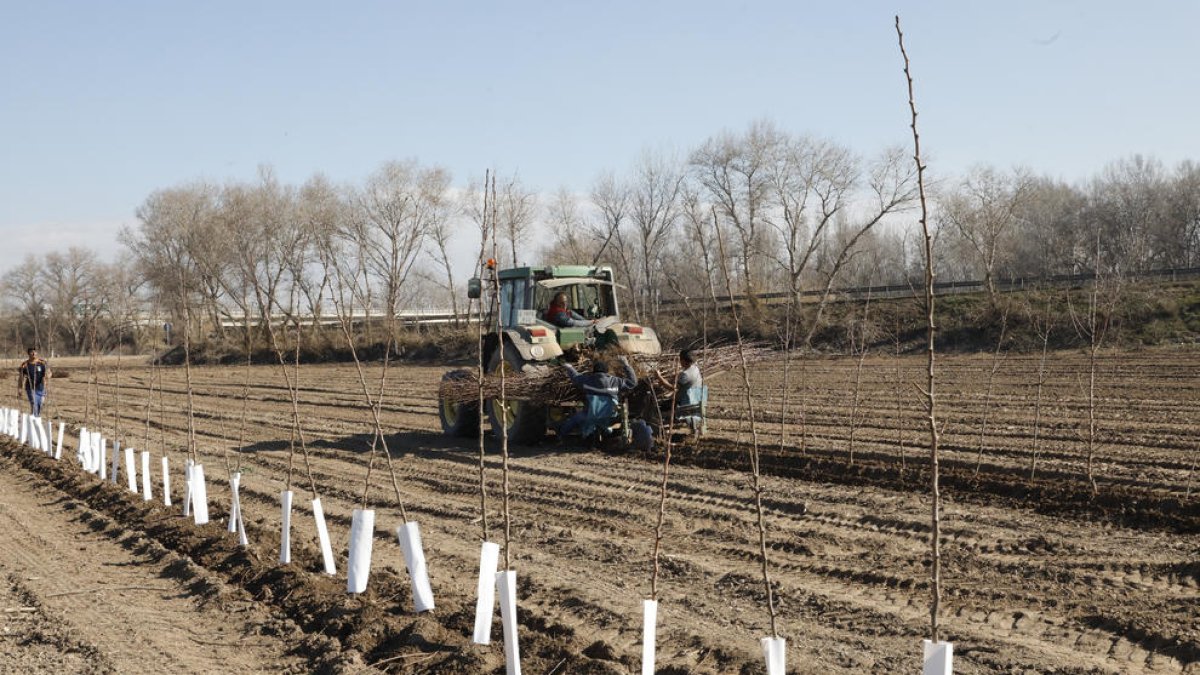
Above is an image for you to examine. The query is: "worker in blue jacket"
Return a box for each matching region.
[557,355,637,441]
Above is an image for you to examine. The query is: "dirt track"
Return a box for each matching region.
[1,349,1197,673]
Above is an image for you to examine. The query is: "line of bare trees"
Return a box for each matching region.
[3,123,1199,354]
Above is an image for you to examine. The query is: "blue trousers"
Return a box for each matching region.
[26,388,45,416]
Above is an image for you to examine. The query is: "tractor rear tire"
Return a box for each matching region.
[486,344,548,445]
[439,370,480,437]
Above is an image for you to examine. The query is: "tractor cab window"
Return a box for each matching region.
[499,278,530,327]
[535,282,613,321]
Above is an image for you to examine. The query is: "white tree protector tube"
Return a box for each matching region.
[93,433,103,474]
[235,479,248,547]
[124,446,138,493]
[761,636,786,675]
[311,498,336,575]
[29,416,42,451]
[496,570,522,675]
[41,419,52,454]
[76,428,88,466]
[182,459,194,517]
[140,451,152,500]
[228,473,241,533]
[641,599,658,675]
[922,640,953,675]
[191,464,209,525]
[279,490,294,564]
[54,421,64,459]
[346,508,375,594]
[473,541,500,645]
[98,438,109,480]
[18,413,27,445]
[162,457,172,507]
[36,418,48,452]
[396,521,435,612]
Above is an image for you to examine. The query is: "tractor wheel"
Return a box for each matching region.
[486,344,548,445]
[438,370,480,437]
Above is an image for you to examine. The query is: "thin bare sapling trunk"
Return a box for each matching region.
[896,15,943,643]
[1028,291,1055,480]
[847,289,873,466]
[712,211,781,639]
[972,303,1009,477]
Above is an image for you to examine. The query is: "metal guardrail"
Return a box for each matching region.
[657,266,1200,309]
[208,265,1200,328]
[216,309,468,329]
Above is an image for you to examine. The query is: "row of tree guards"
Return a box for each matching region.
[1,17,952,673]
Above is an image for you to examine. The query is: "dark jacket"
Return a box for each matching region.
[564,360,637,404]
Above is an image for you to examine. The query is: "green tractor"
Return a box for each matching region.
[438,264,662,444]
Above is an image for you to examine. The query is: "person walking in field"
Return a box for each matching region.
[16,347,50,416]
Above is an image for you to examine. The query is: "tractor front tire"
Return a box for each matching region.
[439,370,480,437]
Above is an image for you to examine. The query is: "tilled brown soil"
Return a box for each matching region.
[3,348,1198,673]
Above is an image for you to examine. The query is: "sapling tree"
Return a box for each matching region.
[972,301,1010,478]
[896,15,944,643]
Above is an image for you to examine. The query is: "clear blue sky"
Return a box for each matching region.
[2,0,1198,273]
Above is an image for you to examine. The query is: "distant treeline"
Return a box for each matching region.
[2,120,1198,355]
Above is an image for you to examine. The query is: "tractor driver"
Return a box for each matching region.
[545,291,595,328]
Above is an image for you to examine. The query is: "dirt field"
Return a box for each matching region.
[1,348,1197,673]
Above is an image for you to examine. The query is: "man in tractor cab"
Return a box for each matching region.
[545,291,595,328]
[557,355,637,443]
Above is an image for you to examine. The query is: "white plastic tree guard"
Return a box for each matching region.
[761,636,786,675]
[346,509,375,594]
[42,419,53,454]
[472,541,500,645]
[229,473,248,546]
[54,421,64,459]
[496,570,522,675]
[923,640,953,675]
[311,498,337,575]
[279,490,294,564]
[124,446,138,493]
[18,413,27,446]
[191,464,209,525]
[228,473,242,534]
[140,451,152,500]
[76,428,88,467]
[93,433,103,475]
[162,457,172,507]
[99,438,109,480]
[29,416,42,451]
[182,460,194,517]
[396,521,435,612]
[641,599,658,675]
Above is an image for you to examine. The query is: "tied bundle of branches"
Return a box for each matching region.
[439,343,770,405]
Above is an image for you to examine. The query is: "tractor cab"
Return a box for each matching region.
[445,263,662,444]
[469,265,660,359]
